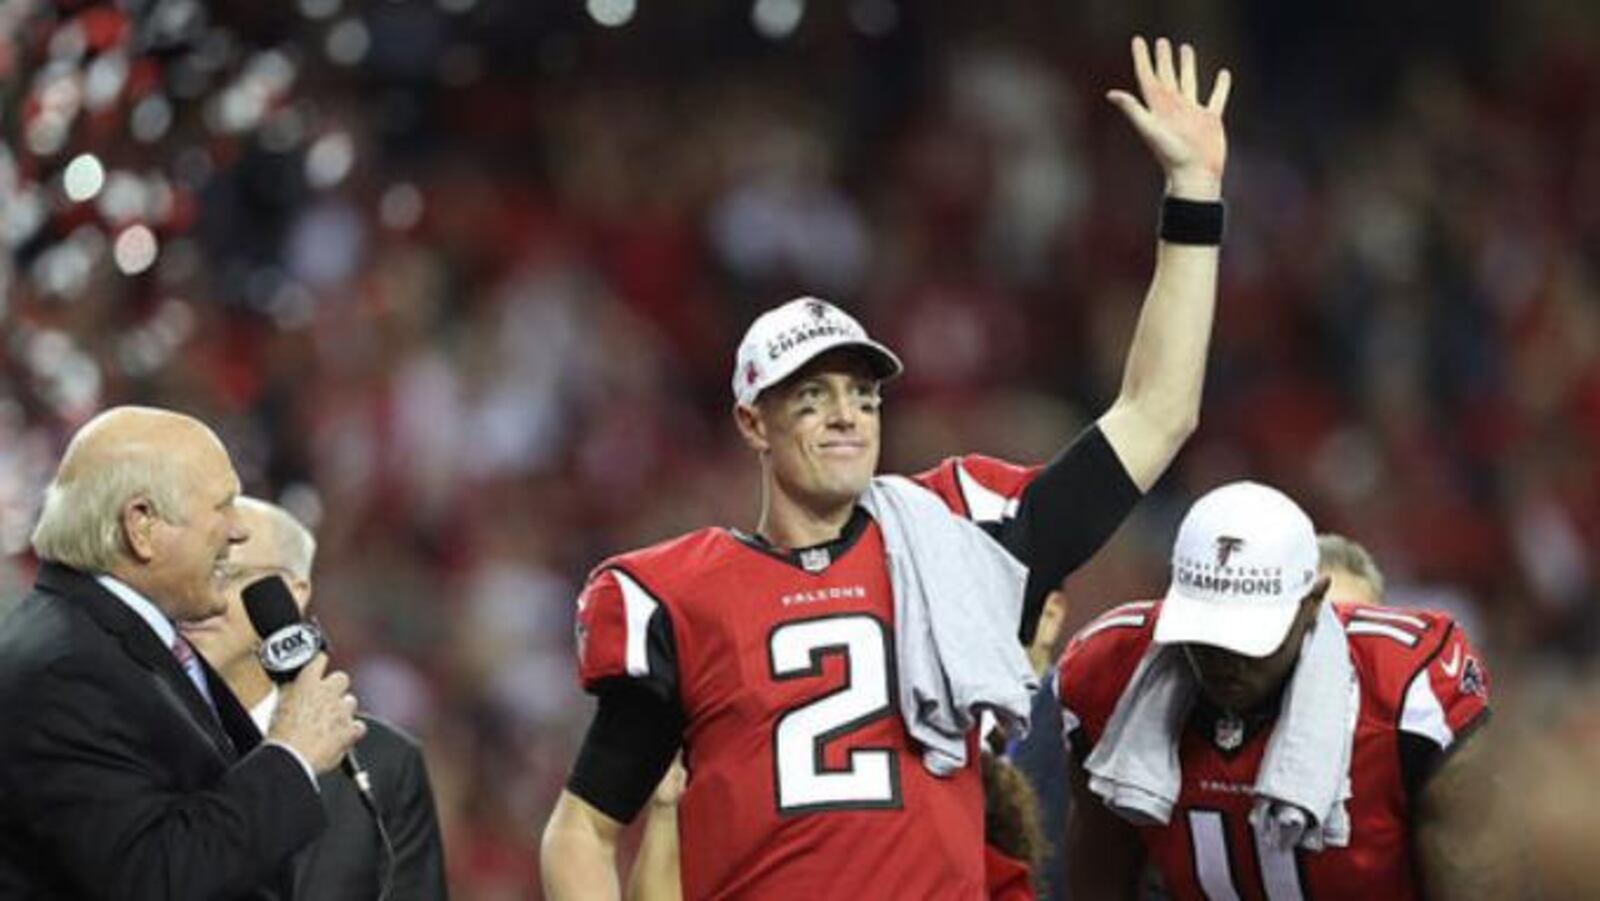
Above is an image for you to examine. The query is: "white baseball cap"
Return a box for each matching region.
[731,296,903,406]
[1153,481,1321,658]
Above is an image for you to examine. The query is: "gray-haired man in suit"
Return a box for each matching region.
[184,496,448,900]
[0,406,363,899]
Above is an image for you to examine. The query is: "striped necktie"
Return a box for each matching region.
[171,633,217,714]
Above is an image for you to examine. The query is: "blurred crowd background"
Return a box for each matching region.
[3,0,1599,896]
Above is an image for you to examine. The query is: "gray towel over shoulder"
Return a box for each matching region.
[860,475,1037,776]
[1083,601,1357,850]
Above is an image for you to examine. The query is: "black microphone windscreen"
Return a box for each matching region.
[243,576,302,639]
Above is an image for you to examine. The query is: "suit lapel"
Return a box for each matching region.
[205,656,259,757]
[38,564,239,762]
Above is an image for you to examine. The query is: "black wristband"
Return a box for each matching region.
[1159,196,1225,245]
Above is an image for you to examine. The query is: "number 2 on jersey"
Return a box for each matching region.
[768,614,901,814]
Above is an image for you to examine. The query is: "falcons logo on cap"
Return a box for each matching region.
[805,300,829,320]
[744,360,760,387]
[1215,536,1244,568]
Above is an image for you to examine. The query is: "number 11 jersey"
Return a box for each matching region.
[1057,600,1491,901]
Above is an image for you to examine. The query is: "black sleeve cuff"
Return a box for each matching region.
[566,682,684,824]
[1009,425,1143,642]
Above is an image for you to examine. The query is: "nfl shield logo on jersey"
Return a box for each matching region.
[799,548,831,573]
[1214,712,1245,751]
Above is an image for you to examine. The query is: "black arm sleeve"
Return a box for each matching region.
[989,425,1142,644]
[566,681,684,824]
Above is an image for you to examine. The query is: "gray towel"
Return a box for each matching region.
[860,475,1036,776]
[1084,601,1356,850]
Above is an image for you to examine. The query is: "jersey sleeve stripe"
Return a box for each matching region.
[612,569,662,678]
[1347,607,1429,630]
[955,461,1020,524]
[1078,612,1150,642]
[1345,621,1420,646]
[1399,666,1454,750]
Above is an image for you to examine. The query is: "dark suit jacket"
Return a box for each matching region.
[292,716,448,900]
[0,563,326,900]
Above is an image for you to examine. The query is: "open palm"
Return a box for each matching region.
[1107,36,1231,199]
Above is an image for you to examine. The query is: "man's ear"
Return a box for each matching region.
[289,578,313,611]
[733,402,769,453]
[120,496,159,562]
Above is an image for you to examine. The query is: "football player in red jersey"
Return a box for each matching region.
[1059,482,1510,900]
[543,35,1234,900]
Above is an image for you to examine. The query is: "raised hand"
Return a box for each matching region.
[1106,36,1232,200]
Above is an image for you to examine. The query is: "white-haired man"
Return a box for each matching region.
[1058,482,1507,899]
[184,497,448,900]
[545,36,1234,900]
[1318,532,1385,607]
[0,406,364,900]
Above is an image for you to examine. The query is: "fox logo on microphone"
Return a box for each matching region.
[258,621,326,681]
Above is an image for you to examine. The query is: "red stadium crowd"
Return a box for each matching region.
[3,2,1599,896]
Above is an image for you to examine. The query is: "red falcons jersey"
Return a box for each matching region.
[575,456,1038,900]
[1057,601,1490,901]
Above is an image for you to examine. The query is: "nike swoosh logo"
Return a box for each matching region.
[1440,643,1463,677]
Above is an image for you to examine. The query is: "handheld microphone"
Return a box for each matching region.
[242,577,376,802]
[243,578,327,683]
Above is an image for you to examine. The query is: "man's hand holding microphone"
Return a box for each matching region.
[270,653,366,774]
[246,576,367,777]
